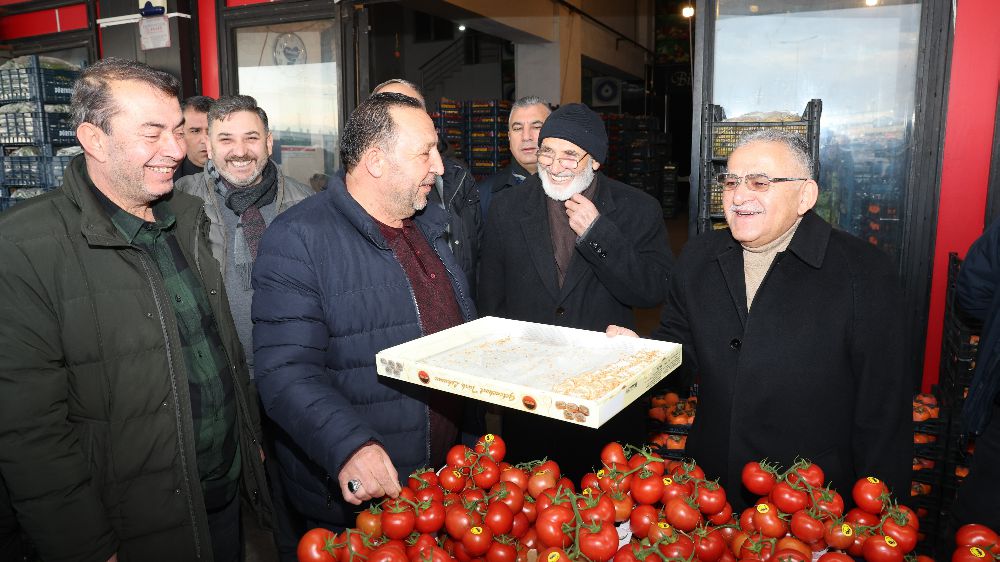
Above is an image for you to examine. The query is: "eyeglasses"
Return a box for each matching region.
[716,173,808,192]
[537,149,588,170]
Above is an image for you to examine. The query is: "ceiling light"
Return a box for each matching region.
[682,6,694,18]
[865,0,878,5]
[458,24,467,31]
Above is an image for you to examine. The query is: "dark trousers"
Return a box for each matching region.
[208,493,244,562]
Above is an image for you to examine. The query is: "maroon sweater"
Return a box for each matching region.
[376,218,464,466]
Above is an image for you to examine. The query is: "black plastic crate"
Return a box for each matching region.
[704,99,822,161]
[1,154,74,188]
[0,58,78,104]
[0,112,75,145]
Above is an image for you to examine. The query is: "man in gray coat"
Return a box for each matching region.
[175,95,313,375]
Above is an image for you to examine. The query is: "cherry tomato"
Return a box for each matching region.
[474,433,507,463]
[852,476,888,515]
[297,528,338,562]
[742,461,778,496]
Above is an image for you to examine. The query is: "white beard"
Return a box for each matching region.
[540,160,595,201]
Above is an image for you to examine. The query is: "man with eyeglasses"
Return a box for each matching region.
[612,129,911,510]
[478,103,673,479]
[478,95,551,215]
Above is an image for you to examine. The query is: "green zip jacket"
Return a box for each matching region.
[0,156,271,562]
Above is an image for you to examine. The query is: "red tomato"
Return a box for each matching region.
[739,533,774,561]
[381,508,415,540]
[445,507,480,540]
[752,502,789,538]
[788,460,825,488]
[414,500,446,534]
[670,460,705,480]
[337,530,372,562]
[665,497,702,532]
[510,511,529,538]
[600,442,628,467]
[824,520,856,550]
[527,470,558,498]
[368,545,409,562]
[770,481,810,514]
[629,504,658,539]
[775,537,813,559]
[852,476,888,515]
[520,498,537,524]
[579,521,620,562]
[845,507,881,527]
[742,461,778,496]
[597,463,633,494]
[297,528,338,562]
[882,518,917,554]
[739,507,757,532]
[472,457,501,489]
[438,467,468,493]
[848,527,874,558]
[408,468,439,490]
[614,542,643,562]
[660,476,694,504]
[461,526,493,557]
[708,502,734,526]
[810,487,845,519]
[817,553,855,562]
[415,485,444,504]
[581,472,601,493]
[952,545,995,562]
[499,465,529,491]
[538,547,571,562]
[490,481,525,514]
[693,530,727,562]
[535,505,575,548]
[447,444,474,468]
[789,509,825,543]
[474,433,507,463]
[484,501,514,535]
[630,471,666,505]
[536,460,562,481]
[658,535,695,559]
[578,493,616,524]
[648,521,676,543]
[355,508,382,539]
[955,524,1000,550]
[862,535,904,562]
[696,481,728,515]
[611,492,634,523]
[485,541,517,562]
[628,452,666,476]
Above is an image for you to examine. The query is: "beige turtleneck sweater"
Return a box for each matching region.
[743,216,803,310]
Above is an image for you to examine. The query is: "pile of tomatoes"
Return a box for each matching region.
[951,524,1000,562]
[296,434,995,562]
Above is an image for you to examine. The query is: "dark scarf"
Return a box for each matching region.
[207,159,278,289]
[546,176,598,287]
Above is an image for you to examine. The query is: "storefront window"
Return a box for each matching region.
[711,1,922,261]
[235,19,340,188]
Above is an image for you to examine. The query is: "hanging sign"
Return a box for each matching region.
[139,15,171,50]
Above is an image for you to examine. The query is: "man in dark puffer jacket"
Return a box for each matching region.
[0,58,270,562]
[252,92,477,530]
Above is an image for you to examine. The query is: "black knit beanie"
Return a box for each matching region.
[537,103,608,164]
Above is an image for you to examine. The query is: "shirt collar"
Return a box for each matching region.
[90,184,176,243]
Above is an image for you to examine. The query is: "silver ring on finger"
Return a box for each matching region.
[348,479,363,494]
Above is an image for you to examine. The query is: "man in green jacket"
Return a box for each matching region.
[0,58,270,561]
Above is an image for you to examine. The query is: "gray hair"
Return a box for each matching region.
[71,57,181,134]
[371,78,425,107]
[208,95,269,134]
[734,129,813,179]
[512,95,551,112]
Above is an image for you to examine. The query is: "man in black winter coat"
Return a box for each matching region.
[478,103,673,479]
[371,79,482,293]
[612,129,911,510]
[478,95,551,215]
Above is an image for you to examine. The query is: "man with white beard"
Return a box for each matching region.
[477,103,673,477]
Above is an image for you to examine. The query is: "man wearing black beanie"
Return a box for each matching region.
[478,103,674,478]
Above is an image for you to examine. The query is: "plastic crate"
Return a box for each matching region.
[704,99,822,161]
[0,111,75,145]
[0,186,55,211]
[0,57,78,104]
[1,154,74,188]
